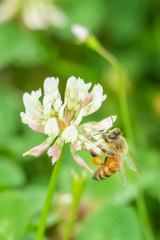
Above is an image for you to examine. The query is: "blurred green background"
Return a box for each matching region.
[0,0,159,239]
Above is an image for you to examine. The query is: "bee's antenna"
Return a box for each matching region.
[93,115,114,136]
[93,132,104,136]
[111,115,114,129]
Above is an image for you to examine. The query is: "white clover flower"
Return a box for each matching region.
[21,76,117,172]
[71,24,89,42]
[0,0,67,30]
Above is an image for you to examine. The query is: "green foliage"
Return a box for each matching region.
[0,157,26,188]
[0,191,29,240]
[23,183,48,218]
[23,231,49,240]
[76,205,142,240]
[0,23,49,68]
[0,86,22,139]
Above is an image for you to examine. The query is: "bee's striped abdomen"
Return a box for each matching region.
[92,166,113,181]
[92,157,118,181]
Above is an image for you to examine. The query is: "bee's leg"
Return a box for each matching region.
[102,148,115,157]
[103,136,109,143]
[106,151,115,156]
[90,151,98,158]
[102,149,107,153]
[104,157,108,165]
[90,151,103,165]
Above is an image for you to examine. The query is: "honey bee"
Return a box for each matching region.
[91,128,142,185]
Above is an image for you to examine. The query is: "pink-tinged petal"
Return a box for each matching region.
[47,145,61,165]
[82,84,100,108]
[70,146,93,173]
[72,108,83,126]
[83,132,92,139]
[59,102,66,121]
[73,141,82,151]
[28,119,44,133]
[23,142,50,157]
[82,92,93,107]
[57,92,61,99]
[82,84,107,116]
[47,138,64,165]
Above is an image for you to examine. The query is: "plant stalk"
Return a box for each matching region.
[86,37,133,142]
[136,191,155,240]
[62,172,86,240]
[85,36,155,240]
[62,202,77,240]
[35,146,65,240]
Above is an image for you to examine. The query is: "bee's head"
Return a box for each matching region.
[103,128,122,142]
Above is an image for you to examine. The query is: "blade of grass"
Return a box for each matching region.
[35,146,65,240]
[84,35,155,240]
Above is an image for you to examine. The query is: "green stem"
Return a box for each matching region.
[62,202,77,240]
[99,48,133,142]
[85,36,155,240]
[136,191,155,240]
[35,146,65,240]
[62,172,86,240]
[86,37,133,142]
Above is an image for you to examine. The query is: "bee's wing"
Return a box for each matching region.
[119,163,127,186]
[125,150,142,175]
[115,146,127,186]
